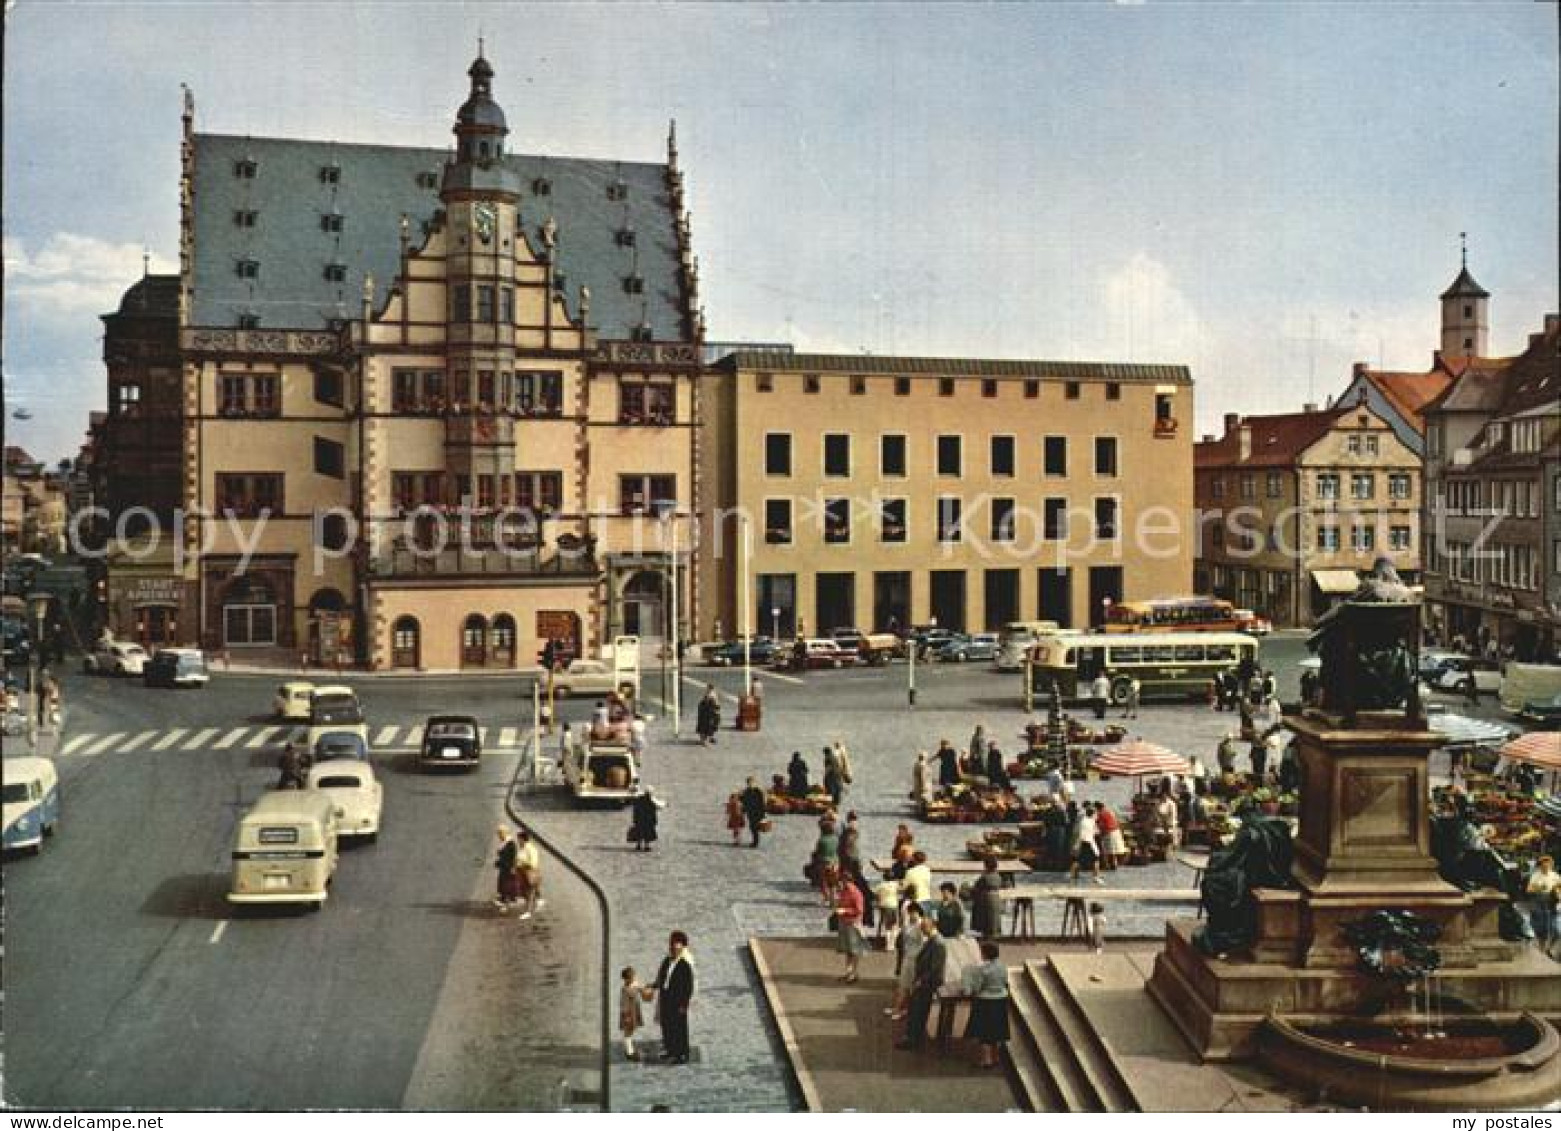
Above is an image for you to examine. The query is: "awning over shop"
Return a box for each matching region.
[1311,569,1362,595]
[1427,711,1514,748]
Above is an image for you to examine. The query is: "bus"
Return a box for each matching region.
[1026,630,1258,704]
[1102,596,1239,634]
[996,620,1063,671]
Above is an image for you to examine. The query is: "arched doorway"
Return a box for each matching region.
[222,576,277,647]
[490,613,516,668]
[461,614,489,668]
[622,570,664,640]
[391,616,421,669]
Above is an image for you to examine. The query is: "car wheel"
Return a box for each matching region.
[955,651,967,662]
[1460,678,1476,697]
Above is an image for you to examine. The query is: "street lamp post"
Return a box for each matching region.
[669,513,681,737]
[909,615,934,710]
[28,592,49,747]
[739,513,753,698]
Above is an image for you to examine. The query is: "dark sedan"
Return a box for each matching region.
[419,715,482,770]
[706,638,778,667]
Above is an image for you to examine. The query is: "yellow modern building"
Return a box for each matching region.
[176,54,701,669]
[697,353,1195,639]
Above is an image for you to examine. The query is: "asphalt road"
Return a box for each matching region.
[2,668,601,1111]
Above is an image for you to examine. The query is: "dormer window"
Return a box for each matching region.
[623,274,644,295]
[607,179,628,202]
[237,312,260,330]
[632,323,654,343]
[234,158,258,179]
[553,271,567,291]
[416,171,439,189]
[323,263,347,282]
[233,210,258,228]
[321,213,344,233]
[236,258,260,279]
[532,176,552,196]
[319,163,341,185]
[616,227,637,248]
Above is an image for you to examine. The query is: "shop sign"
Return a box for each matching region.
[126,577,184,605]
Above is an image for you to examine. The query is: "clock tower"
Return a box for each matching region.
[440,46,523,496]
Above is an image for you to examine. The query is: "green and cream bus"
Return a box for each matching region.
[1026,631,1259,704]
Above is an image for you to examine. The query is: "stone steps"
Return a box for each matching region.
[1002,968,1067,1111]
[1004,959,1141,1113]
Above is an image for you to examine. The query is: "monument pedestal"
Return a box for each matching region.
[1146,710,1560,1065]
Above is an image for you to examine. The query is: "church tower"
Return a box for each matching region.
[1439,234,1489,359]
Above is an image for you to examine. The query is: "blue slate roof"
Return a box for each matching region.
[191,133,689,340]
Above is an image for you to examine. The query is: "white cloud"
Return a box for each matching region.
[3,233,176,322]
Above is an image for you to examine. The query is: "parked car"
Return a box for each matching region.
[829,628,867,659]
[143,648,210,688]
[561,735,640,806]
[419,715,482,769]
[551,659,628,699]
[311,731,370,764]
[303,685,367,747]
[307,758,382,841]
[1501,662,1561,716]
[1519,693,1561,729]
[3,756,60,855]
[774,638,851,670]
[1232,609,1273,636]
[938,632,999,663]
[706,637,779,667]
[273,680,317,721]
[84,640,149,676]
[1433,657,1503,697]
[1420,650,1470,683]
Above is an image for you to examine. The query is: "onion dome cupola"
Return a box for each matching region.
[442,44,520,201]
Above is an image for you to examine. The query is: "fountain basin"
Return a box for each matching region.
[1260,1011,1561,1111]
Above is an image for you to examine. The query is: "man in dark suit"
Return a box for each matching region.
[652,930,696,1063]
[895,917,946,1050]
[740,777,767,848]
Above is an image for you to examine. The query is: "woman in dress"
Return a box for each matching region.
[629,787,663,852]
[963,941,1011,1069]
[493,825,521,911]
[787,751,811,798]
[812,817,841,904]
[1095,802,1127,869]
[834,869,867,982]
[823,747,845,808]
[970,856,1006,940]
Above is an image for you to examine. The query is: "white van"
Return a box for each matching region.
[3,757,60,854]
[228,790,339,909]
[1501,663,1561,716]
[562,737,640,806]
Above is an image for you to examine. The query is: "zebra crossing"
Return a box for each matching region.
[47,721,531,761]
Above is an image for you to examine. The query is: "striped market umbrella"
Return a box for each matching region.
[1499,731,1561,772]
[1092,741,1190,779]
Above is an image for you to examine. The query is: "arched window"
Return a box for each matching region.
[461,614,489,668]
[309,588,347,613]
[391,616,420,669]
[491,613,516,667]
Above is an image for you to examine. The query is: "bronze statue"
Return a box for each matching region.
[1306,557,1423,725]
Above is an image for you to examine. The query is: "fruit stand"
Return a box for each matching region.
[1434,778,1552,868]
[920,784,1037,824]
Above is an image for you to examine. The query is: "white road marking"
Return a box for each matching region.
[184,727,221,750]
[213,729,247,750]
[374,726,399,746]
[61,733,95,756]
[762,669,805,685]
[118,731,158,753]
[83,732,126,757]
[209,920,229,945]
[403,725,423,747]
[245,726,283,749]
[499,727,518,747]
[153,729,188,750]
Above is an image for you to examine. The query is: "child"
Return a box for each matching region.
[725,792,745,845]
[619,966,645,1061]
[1088,902,1106,954]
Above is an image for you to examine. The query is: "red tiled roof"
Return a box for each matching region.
[1194,405,1353,469]
[1355,368,1456,435]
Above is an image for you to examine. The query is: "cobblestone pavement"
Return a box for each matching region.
[512,649,1416,1112]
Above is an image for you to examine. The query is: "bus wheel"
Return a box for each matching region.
[1110,677,1133,705]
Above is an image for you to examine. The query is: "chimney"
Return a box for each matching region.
[1303,403,1318,413]
[1223,412,1240,437]
[1352,361,1368,379]
[1201,434,1215,443]
[1238,422,1252,462]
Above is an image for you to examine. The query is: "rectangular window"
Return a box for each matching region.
[1351,473,1375,500]
[939,378,955,397]
[1095,497,1119,539]
[850,375,867,395]
[1024,380,1039,399]
[1266,471,1283,498]
[233,209,257,227]
[320,213,344,234]
[991,497,1016,542]
[315,369,343,407]
[515,471,563,513]
[451,285,471,323]
[881,434,907,477]
[1211,477,1225,499]
[991,435,1015,477]
[1317,473,1339,500]
[937,435,962,476]
[619,474,675,515]
[1065,382,1080,400]
[937,497,962,543]
[1389,473,1411,500]
[477,370,496,407]
[215,473,283,518]
[894,377,911,396]
[236,259,259,279]
[880,498,907,543]
[764,498,793,544]
[393,369,420,412]
[500,287,514,324]
[1347,434,1361,455]
[619,382,674,425]
[1366,434,1379,455]
[476,474,496,510]
[476,285,496,323]
[804,374,821,394]
[1350,525,1376,551]
[1390,525,1412,551]
[823,498,850,544]
[1106,382,1121,401]
[391,472,417,512]
[313,437,345,480]
[1094,436,1118,477]
[1043,436,1067,477]
[1240,474,1255,500]
[1043,497,1067,541]
[982,379,997,398]
[756,372,773,393]
[220,374,247,416]
[516,372,563,416]
[765,434,792,477]
[823,434,851,477]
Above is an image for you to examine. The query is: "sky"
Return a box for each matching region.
[3,1,1557,463]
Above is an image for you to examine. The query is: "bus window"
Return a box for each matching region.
[1174,644,1205,662]
[1144,645,1175,664]
[1206,644,1235,663]
[1109,646,1142,665]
